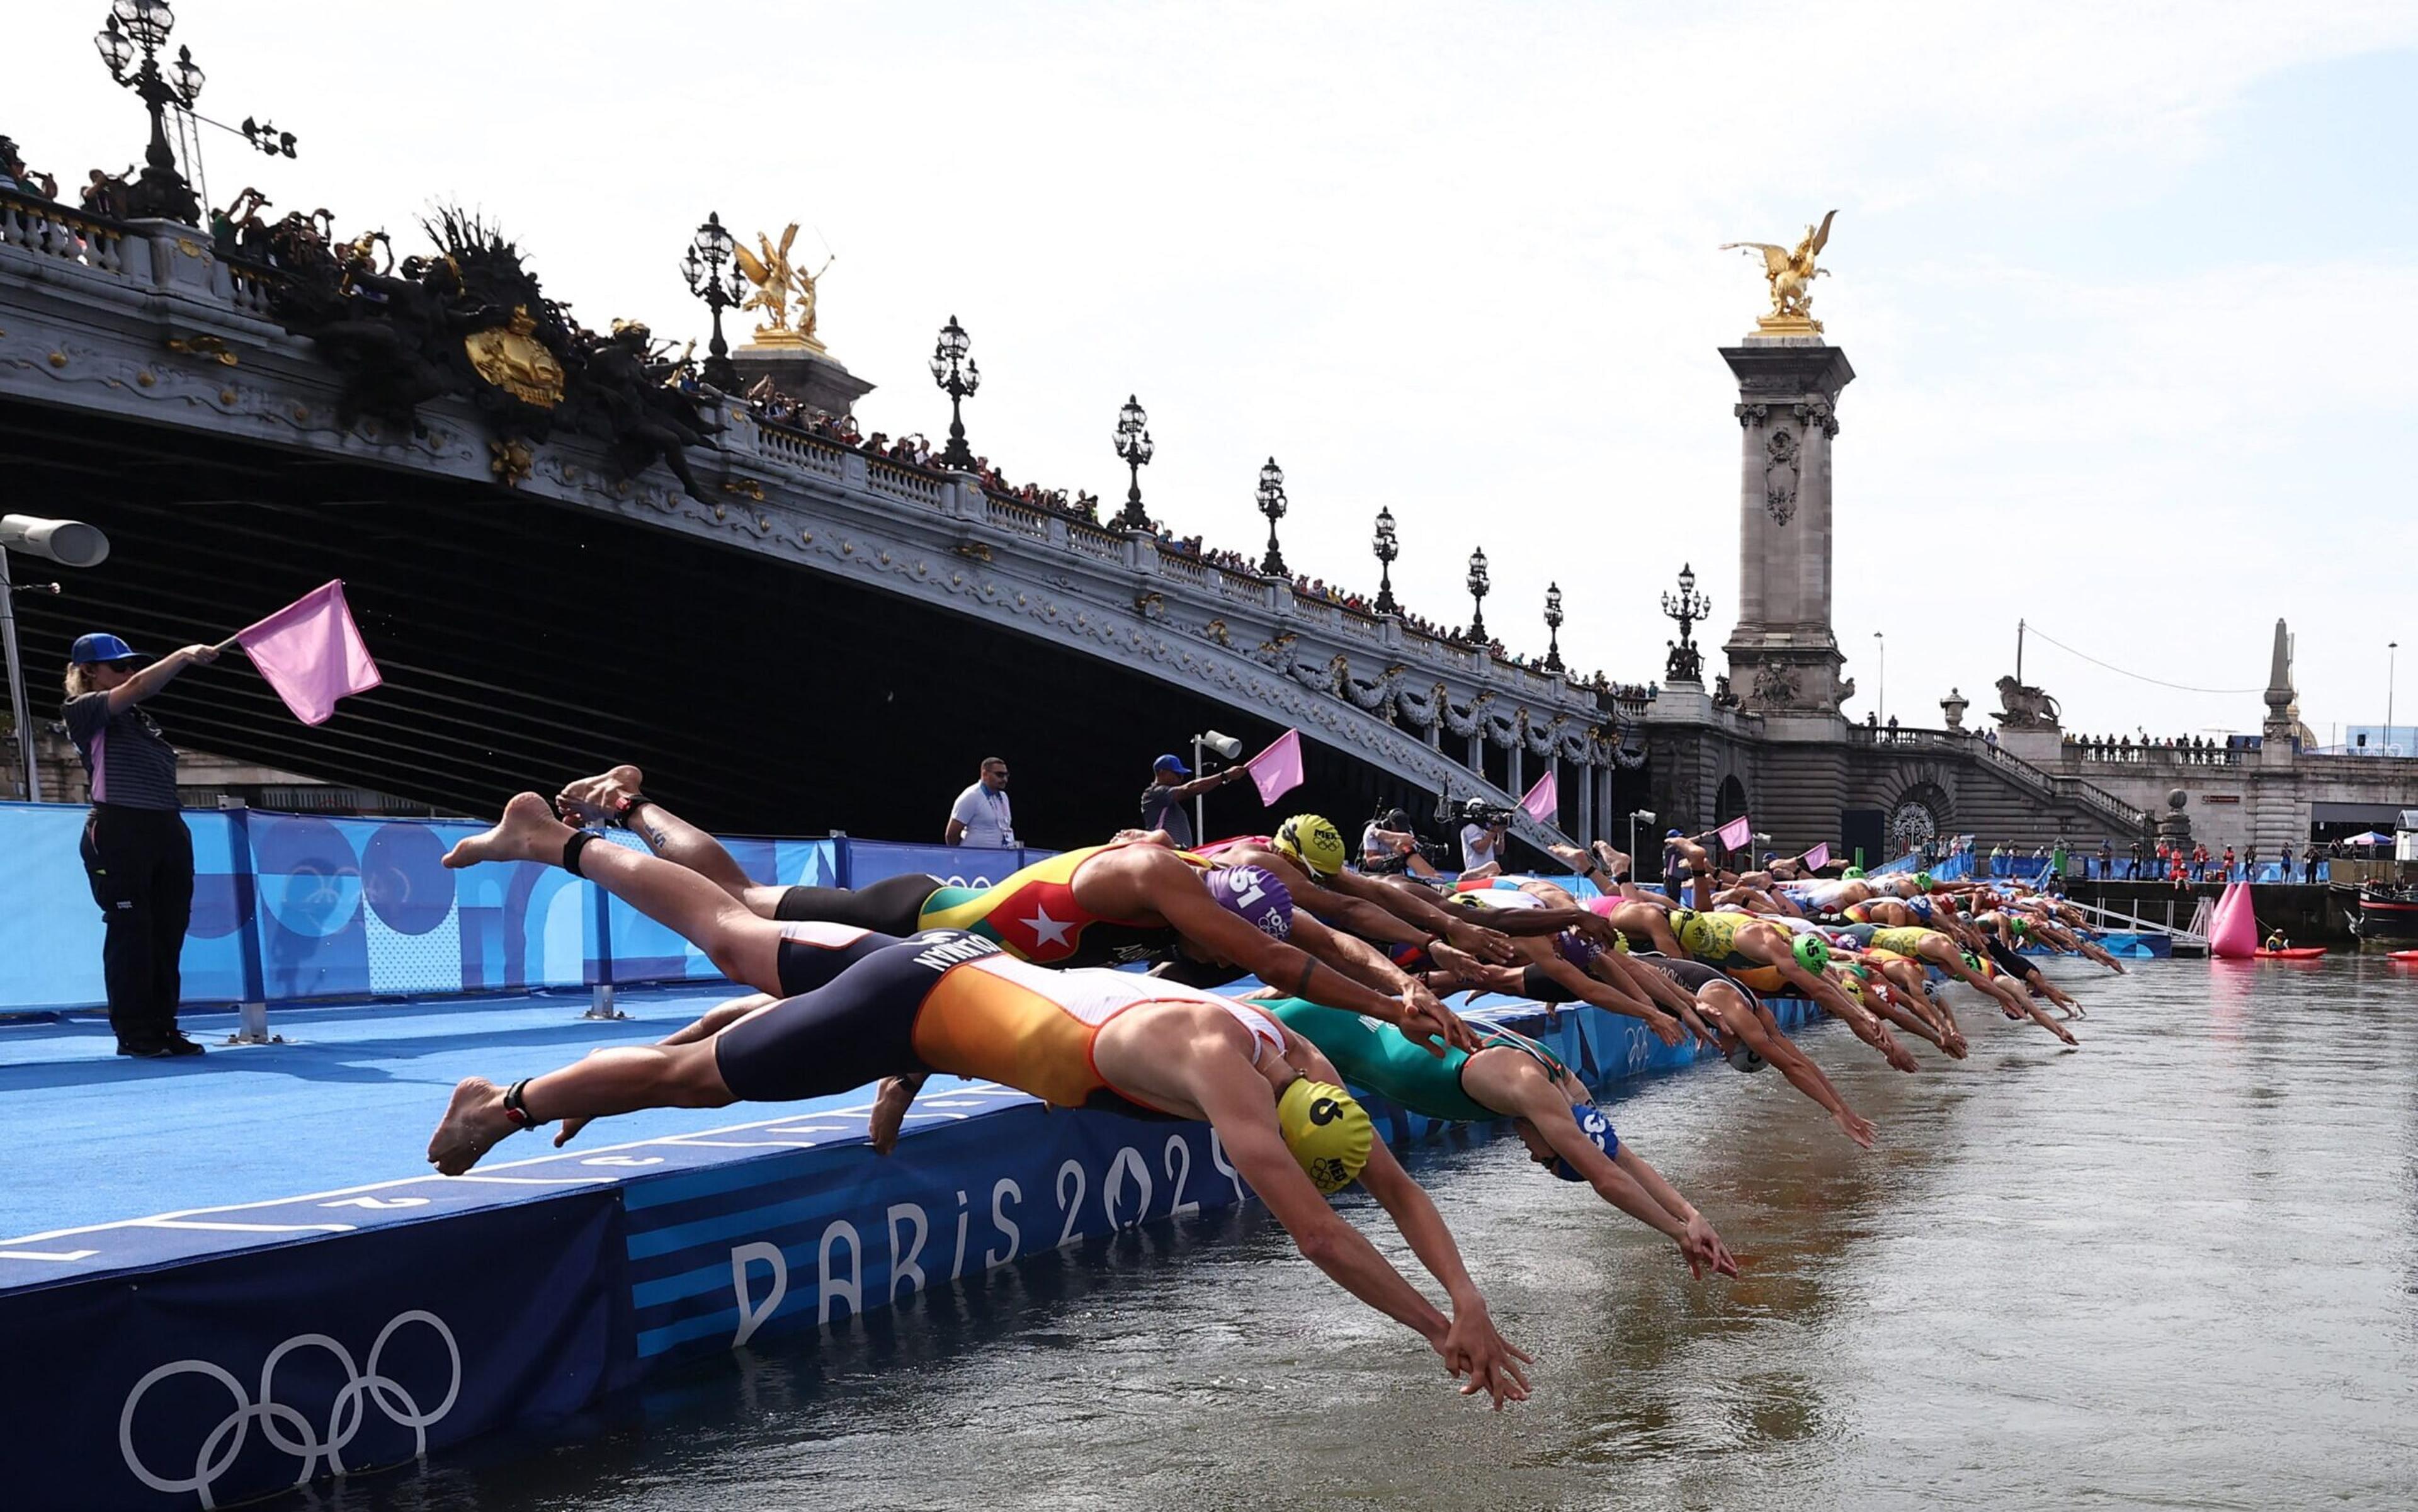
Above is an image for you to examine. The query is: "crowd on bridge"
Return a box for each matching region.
[2067,732,2251,766]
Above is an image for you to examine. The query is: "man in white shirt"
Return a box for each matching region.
[1458,802,1506,878]
[945,757,1016,848]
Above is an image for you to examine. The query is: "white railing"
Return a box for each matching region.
[0,191,132,277]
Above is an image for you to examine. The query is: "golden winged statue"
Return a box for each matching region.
[732,224,836,351]
[1720,209,1836,333]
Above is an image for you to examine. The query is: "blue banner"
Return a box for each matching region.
[0,1191,633,1512]
[0,804,1060,1016]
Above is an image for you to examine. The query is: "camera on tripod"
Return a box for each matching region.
[1445,796,1516,831]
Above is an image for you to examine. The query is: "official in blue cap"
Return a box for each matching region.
[62,629,221,1057]
[1138,751,1246,848]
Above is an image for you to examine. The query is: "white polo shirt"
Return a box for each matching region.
[951,782,1015,848]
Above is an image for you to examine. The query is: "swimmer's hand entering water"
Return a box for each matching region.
[1439,1302,1534,1409]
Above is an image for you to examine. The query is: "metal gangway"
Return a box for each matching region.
[2065,892,2213,953]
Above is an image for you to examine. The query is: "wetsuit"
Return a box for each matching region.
[1264,998,1572,1125]
[717,928,1284,1117]
[1982,935,2035,983]
[1869,926,1944,959]
[1632,952,1754,1001]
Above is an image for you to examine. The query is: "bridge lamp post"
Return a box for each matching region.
[94,1,204,224]
[1873,630,1886,725]
[1,515,113,803]
[1371,507,1400,617]
[1113,395,1154,530]
[1542,583,1565,672]
[2389,640,2398,748]
[1465,547,1490,644]
[1628,809,1656,878]
[1191,729,1244,841]
[682,212,746,392]
[929,315,980,470]
[1660,562,1711,683]
[1256,458,1288,576]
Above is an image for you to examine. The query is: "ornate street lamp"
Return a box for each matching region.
[94,1,203,223]
[1543,582,1565,671]
[1371,506,1400,616]
[681,212,746,392]
[1257,457,1288,576]
[928,315,980,470]
[1113,395,1154,529]
[1660,561,1711,683]
[1465,546,1490,643]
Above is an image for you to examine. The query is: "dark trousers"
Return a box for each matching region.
[79,805,195,1044]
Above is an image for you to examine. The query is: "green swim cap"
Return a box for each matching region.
[1791,933,1831,974]
[1914,872,1933,891]
[1842,866,1866,880]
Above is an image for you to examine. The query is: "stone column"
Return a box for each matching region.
[1720,341,1854,715]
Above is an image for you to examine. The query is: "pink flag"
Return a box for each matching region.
[1802,841,1831,872]
[1519,770,1558,826]
[234,581,383,725]
[1245,729,1305,803]
[1716,814,1754,853]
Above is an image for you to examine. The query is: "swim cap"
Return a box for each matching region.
[1555,928,1602,969]
[1842,866,1866,880]
[1791,933,1831,974]
[1550,1103,1618,1181]
[2010,917,2029,940]
[1914,872,1933,891]
[1277,1077,1373,1193]
[1271,814,1347,880]
[1203,865,1293,940]
[1725,1042,1769,1073]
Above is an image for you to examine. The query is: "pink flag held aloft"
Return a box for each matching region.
[1802,841,1831,872]
[1716,814,1755,853]
[1245,729,1305,804]
[233,581,383,726]
[1519,770,1558,826]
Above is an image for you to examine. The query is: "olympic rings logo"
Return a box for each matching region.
[118,1309,461,1509]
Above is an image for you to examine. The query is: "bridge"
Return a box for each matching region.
[0,190,1641,847]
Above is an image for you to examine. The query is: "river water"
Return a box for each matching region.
[311,958,2418,1511]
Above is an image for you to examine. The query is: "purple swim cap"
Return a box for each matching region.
[1203,864,1293,940]
[1555,928,1603,969]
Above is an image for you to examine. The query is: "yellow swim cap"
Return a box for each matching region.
[1273,814,1347,880]
[1277,1077,1373,1193]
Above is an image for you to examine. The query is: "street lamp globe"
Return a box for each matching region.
[115,0,173,48]
[169,43,202,105]
[691,214,733,267]
[1113,395,1154,528]
[94,14,134,76]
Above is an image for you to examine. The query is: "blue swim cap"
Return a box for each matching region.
[1550,1103,1618,1181]
[1203,865,1292,941]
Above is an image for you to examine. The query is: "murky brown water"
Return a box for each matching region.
[305,958,2418,1511]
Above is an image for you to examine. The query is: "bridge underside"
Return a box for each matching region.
[1,394,1491,843]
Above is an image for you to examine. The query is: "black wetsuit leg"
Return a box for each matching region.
[1983,936,2034,984]
[773,925,909,997]
[774,872,942,931]
[717,931,984,1103]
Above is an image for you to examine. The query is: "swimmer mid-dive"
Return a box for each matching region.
[1256,996,1739,1276]
[426,924,1534,1406]
[443,792,1476,1055]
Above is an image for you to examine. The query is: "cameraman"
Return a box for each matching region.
[1459,800,1508,879]
[1360,807,1442,878]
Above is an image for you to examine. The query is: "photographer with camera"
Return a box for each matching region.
[1361,805,1445,878]
[1458,799,1512,879]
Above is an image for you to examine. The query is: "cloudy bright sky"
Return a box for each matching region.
[16,2,2415,743]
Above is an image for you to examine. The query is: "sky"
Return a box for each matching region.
[12,1,2415,742]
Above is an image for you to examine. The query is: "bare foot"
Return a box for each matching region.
[429,1076,520,1174]
[868,1072,929,1155]
[443,792,573,870]
[555,765,646,828]
[1592,840,1631,876]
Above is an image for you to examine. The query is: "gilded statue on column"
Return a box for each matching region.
[732,223,836,352]
[1721,209,1836,336]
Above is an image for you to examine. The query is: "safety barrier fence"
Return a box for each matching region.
[0,802,1054,1017]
